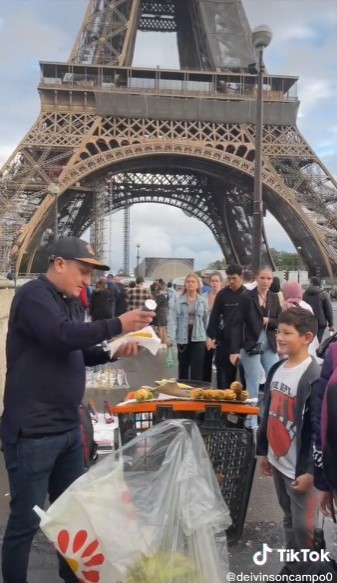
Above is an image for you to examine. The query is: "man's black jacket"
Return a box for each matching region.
[230,288,281,353]
[206,285,246,343]
[1,276,122,443]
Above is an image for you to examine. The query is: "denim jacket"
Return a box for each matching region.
[167,294,208,344]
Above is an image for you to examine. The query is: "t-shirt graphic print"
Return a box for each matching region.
[267,357,311,479]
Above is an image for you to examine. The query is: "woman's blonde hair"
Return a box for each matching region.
[182,272,201,295]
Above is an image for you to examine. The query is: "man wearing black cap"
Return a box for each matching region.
[1,237,156,583]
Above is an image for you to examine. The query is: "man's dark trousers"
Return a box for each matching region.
[2,427,84,583]
[215,342,237,388]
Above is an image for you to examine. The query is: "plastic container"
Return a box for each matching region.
[113,398,258,544]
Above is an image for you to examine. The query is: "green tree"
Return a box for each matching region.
[269,249,301,269]
[207,258,227,270]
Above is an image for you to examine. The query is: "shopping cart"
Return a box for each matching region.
[112,399,259,544]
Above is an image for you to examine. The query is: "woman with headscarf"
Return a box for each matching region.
[282,281,319,359]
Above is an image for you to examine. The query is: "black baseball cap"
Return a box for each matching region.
[48,237,109,271]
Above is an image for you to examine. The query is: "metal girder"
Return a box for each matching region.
[2,102,337,276]
[68,0,258,70]
[139,0,176,31]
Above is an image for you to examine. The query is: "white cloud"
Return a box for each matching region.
[0,145,15,167]
[277,25,319,42]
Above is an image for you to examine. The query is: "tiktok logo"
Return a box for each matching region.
[253,543,273,565]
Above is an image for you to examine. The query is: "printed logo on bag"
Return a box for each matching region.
[56,529,105,582]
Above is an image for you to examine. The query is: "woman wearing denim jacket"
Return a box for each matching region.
[167,273,208,381]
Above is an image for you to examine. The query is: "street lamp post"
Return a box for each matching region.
[47,182,60,241]
[297,246,302,283]
[251,25,272,273]
[136,243,140,275]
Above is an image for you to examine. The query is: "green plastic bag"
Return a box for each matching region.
[165,345,175,369]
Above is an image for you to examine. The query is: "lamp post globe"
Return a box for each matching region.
[251,25,273,50]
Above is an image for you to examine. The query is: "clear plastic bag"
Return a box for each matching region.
[34,419,231,583]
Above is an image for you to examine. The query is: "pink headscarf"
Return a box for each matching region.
[282,282,303,310]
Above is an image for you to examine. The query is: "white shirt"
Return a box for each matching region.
[267,357,311,479]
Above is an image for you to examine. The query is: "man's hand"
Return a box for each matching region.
[318,490,337,517]
[260,456,273,477]
[291,473,313,494]
[118,309,156,333]
[115,342,138,359]
[206,339,216,350]
[229,353,240,366]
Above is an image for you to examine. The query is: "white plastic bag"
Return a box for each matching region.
[35,419,231,583]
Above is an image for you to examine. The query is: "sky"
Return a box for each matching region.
[0,0,337,273]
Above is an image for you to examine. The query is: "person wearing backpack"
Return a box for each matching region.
[303,276,335,342]
[313,341,337,516]
[257,307,321,552]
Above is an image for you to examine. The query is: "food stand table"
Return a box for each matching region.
[112,399,259,544]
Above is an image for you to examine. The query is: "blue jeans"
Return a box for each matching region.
[240,330,279,428]
[2,428,84,583]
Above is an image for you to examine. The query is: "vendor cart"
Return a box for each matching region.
[112,399,259,544]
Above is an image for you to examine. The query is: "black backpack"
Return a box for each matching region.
[79,403,98,469]
[316,331,337,359]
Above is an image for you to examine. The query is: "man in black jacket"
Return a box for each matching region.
[0,237,155,583]
[206,264,245,388]
[303,276,335,342]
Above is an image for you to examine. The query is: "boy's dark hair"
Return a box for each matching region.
[226,264,242,276]
[278,306,318,337]
[136,276,144,285]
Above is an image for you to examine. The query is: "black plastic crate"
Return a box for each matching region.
[117,404,256,544]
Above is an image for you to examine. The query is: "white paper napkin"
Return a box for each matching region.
[107,326,161,357]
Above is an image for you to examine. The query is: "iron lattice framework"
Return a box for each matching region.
[1,0,337,275]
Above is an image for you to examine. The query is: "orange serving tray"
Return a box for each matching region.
[112,399,259,416]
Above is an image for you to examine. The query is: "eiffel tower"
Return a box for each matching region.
[1,0,337,276]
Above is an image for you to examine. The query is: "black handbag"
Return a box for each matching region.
[279,516,337,578]
[246,342,264,356]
